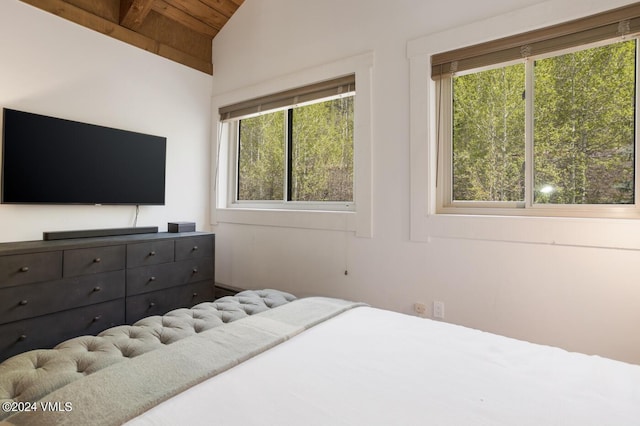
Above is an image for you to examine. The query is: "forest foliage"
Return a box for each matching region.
[452,39,635,204]
[238,96,354,202]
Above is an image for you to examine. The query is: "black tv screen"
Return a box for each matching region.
[1,108,166,205]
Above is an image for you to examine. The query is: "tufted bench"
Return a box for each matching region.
[0,289,295,417]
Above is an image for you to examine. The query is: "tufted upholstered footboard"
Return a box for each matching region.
[0,289,295,419]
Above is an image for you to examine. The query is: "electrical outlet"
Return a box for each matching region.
[433,300,445,319]
[413,302,427,317]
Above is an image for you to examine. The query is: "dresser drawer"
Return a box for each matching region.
[0,299,124,362]
[126,240,174,268]
[64,245,126,277]
[175,235,214,260]
[0,270,125,325]
[126,257,214,296]
[125,281,214,324]
[0,251,62,288]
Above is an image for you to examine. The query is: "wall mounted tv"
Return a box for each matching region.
[1,108,166,205]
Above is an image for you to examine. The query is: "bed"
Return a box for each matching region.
[1,289,639,425]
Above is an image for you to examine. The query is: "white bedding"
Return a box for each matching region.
[127,306,640,426]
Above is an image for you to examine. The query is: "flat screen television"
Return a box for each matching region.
[1,108,166,205]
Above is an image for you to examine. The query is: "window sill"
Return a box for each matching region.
[437,205,640,220]
[215,207,356,232]
[229,201,354,212]
[417,213,640,251]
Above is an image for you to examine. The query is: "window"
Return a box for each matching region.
[432,5,640,218]
[450,62,526,204]
[237,96,354,205]
[212,53,373,237]
[221,75,355,211]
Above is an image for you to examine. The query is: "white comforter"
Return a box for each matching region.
[128,306,640,425]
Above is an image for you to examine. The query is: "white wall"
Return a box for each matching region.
[0,0,213,242]
[212,0,640,364]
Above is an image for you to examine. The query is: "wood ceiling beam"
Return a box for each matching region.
[120,0,154,30]
[152,0,218,37]
[162,0,227,30]
[19,0,213,74]
[198,0,240,19]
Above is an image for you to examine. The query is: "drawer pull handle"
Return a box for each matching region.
[18,300,28,306]
[192,292,198,298]
[192,246,199,251]
[192,268,199,274]
[149,302,156,308]
[149,276,156,282]
[20,266,29,272]
[93,258,102,263]
[18,335,27,342]
[149,251,156,256]
[93,315,102,322]
[93,286,102,292]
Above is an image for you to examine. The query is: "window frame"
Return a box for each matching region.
[211,52,373,238]
[408,2,640,250]
[437,37,640,218]
[228,93,356,212]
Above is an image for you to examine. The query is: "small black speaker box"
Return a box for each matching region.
[168,222,196,233]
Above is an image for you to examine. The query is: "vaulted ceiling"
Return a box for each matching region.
[19,0,244,74]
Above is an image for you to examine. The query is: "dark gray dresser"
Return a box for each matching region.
[0,231,214,361]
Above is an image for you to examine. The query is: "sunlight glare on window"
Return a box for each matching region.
[533,40,636,205]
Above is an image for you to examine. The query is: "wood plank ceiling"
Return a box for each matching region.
[19,0,244,74]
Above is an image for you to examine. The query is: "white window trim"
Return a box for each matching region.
[408,0,640,250]
[227,98,356,212]
[211,52,373,237]
[438,39,640,217]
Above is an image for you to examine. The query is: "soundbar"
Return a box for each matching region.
[43,226,159,241]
